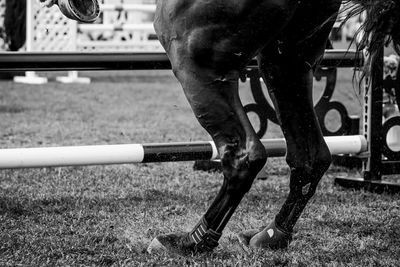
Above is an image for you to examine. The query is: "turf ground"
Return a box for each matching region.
[0,63,399,266]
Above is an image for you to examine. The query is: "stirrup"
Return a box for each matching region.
[56,0,100,23]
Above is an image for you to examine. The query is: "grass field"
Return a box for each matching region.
[0,66,399,266]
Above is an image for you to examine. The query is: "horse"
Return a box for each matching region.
[43,0,400,255]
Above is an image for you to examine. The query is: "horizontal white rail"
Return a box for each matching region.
[100,4,156,12]
[77,41,161,47]
[78,23,155,32]
[0,136,367,169]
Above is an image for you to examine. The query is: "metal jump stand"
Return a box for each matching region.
[335,49,400,193]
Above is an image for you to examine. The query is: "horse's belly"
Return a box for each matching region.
[155,0,299,71]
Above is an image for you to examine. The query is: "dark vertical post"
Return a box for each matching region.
[363,48,384,181]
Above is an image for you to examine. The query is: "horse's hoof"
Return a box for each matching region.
[237,229,259,246]
[147,237,168,254]
[248,220,292,250]
[238,221,292,251]
[147,230,220,255]
[147,232,197,255]
[237,229,260,253]
[56,0,100,23]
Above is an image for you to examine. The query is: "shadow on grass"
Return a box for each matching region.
[0,104,26,113]
[0,188,192,218]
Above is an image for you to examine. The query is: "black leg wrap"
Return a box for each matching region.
[190,217,222,252]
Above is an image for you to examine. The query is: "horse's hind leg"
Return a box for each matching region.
[244,50,332,249]
[236,0,341,250]
[239,9,340,250]
[148,62,267,255]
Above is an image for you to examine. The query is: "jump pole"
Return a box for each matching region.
[0,50,362,72]
[0,135,366,169]
[100,4,156,12]
[78,24,154,32]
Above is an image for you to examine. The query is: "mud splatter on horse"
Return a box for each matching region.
[44,0,400,255]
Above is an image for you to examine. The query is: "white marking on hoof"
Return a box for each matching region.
[267,229,274,238]
[147,237,167,254]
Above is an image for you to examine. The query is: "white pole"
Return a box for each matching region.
[324,135,367,155]
[78,23,155,32]
[100,4,156,12]
[0,136,367,169]
[0,144,145,168]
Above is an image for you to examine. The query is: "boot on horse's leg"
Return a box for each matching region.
[148,70,267,255]
[243,149,332,249]
[240,150,331,250]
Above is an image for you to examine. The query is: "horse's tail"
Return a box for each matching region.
[342,1,400,63]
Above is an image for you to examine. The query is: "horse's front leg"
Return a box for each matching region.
[147,62,267,255]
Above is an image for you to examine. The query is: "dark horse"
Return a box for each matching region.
[45,0,400,255]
